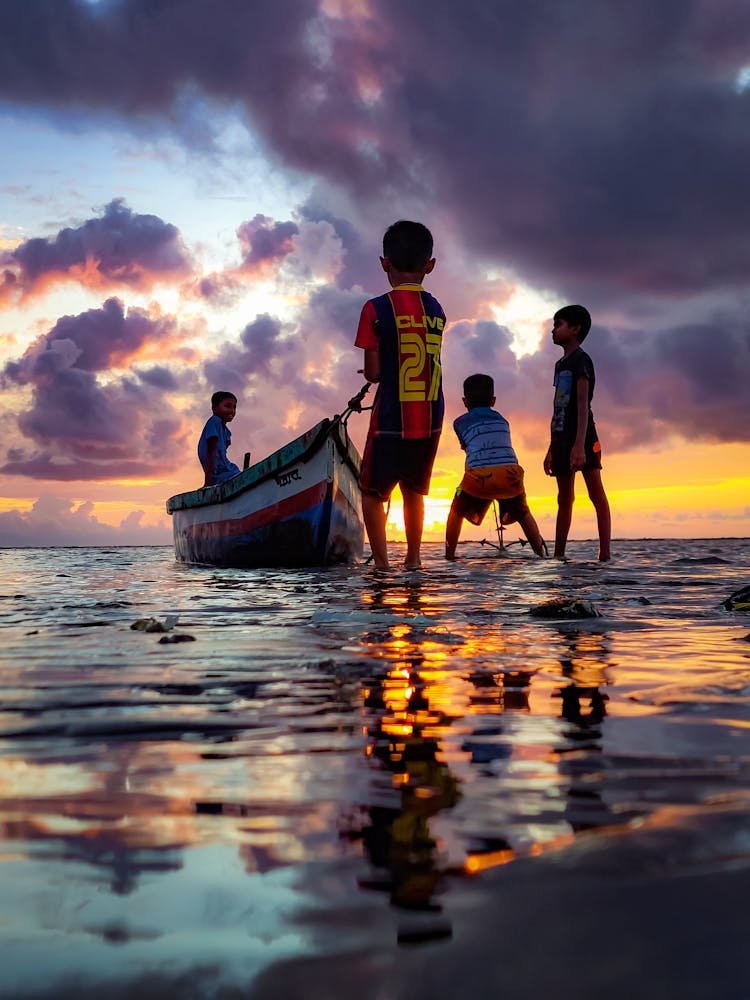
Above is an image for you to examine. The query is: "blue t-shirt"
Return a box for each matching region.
[197,414,240,485]
[453,407,518,468]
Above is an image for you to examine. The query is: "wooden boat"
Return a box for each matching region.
[166,413,365,568]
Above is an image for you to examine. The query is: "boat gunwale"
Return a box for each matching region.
[166,417,361,514]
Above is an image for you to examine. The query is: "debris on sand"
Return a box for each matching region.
[530,597,602,619]
[130,615,179,633]
[723,586,750,611]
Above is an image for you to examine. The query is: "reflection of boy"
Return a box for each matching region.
[543,304,611,561]
[445,373,545,559]
[354,220,446,571]
[197,390,240,487]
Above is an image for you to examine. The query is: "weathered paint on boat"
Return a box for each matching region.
[166,418,364,567]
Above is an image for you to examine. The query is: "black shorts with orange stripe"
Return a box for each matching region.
[359,435,440,501]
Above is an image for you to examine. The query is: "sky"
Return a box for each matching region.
[0,0,748,547]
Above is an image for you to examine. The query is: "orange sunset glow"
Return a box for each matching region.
[0,4,747,548]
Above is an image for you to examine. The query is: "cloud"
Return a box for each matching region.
[0,495,170,547]
[591,313,750,448]
[135,365,181,390]
[0,199,193,304]
[3,0,747,308]
[202,312,289,391]
[1,299,190,480]
[3,2,748,317]
[5,297,179,377]
[237,214,299,273]
[441,308,750,454]
[0,0,748,485]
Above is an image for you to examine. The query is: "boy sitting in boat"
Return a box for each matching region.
[445,373,546,559]
[198,391,241,487]
[354,220,446,571]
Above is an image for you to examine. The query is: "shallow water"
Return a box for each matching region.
[1,538,749,998]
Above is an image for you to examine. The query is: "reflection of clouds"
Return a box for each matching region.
[0,745,188,895]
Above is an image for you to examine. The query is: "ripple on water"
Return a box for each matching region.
[0,539,749,994]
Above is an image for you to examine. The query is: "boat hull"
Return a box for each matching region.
[166,420,364,568]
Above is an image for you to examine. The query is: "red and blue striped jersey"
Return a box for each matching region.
[355,284,446,439]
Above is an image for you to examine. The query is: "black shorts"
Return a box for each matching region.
[549,435,602,477]
[359,434,440,500]
[451,488,531,527]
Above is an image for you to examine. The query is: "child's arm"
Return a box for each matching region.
[202,436,218,487]
[362,347,381,383]
[570,377,590,471]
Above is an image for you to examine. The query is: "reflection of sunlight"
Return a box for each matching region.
[736,66,750,93]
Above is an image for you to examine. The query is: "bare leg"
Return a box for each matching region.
[401,485,424,568]
[518,509,546,556]
[583,468,611,561]
[445,497,463,559]
[362,494,389,570]
[554,474,575,558]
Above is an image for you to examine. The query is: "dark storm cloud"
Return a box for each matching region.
[2,0,749,452]
[0,452,160,480]
[2,1,748,303]
[1,300,188,480]
[239,314,286,369]
[4,297,176,378]
[237,215,299,271]
[1,199,193,297]
[590,313,750,447]
[304,285,366,347]
[136,365,181,390]
[13,366,170,456]
[203,313,289,390]
[298,203,375,292]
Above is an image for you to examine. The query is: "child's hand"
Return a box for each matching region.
[570,444,586,471]
[543,448,553,476]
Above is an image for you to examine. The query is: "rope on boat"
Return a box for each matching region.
[332,382,376,563]
[338,382,373,426]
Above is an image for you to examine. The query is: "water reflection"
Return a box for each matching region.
[2,541,750,994]
[347,572,624,917]
[552,630,614,835]
[356,658,459,912]
[345,575,460,914]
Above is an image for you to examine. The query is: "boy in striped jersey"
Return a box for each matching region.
[355,221,445,571]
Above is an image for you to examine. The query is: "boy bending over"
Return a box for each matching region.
[445,373,546,559]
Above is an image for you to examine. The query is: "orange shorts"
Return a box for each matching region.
[452,465,531,527]
[458,465,525,500]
